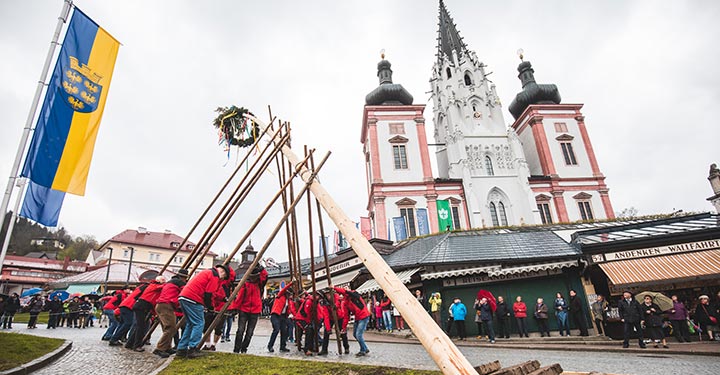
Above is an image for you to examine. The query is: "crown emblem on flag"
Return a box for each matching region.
[61,56,103,113]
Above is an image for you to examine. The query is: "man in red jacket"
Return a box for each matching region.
[153,269,189,358]
[101,285,131,341]
[267,282,294,353]
[230,265,268,353]
[109,282,149,346]
[177,264,229,359]
[333,286,371,356]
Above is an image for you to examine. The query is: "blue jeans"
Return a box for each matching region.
[382,310,393,330]
[556,311,570,335]
[354,317,369,353]
[102,309,118,339]
[178,299,205,351]
[268,314,289,350]
[111,307,134,342]
[223,314,233,340]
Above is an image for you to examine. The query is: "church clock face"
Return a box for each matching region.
[473,111,482,119]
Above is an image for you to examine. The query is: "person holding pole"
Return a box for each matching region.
[333,286,371,357]
[177,264,228,359]
[230,264,267,354]
[153,269,189,358]
[267,282,294,353]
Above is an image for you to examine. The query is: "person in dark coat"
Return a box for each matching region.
[618,291,646,348]
[495,296,511,339]
[695,295,717,341]
[0,296,5,327]
[668,295,690,343]
[46,295,63,329]
[568,290,589,336]
[641,295,668,348]
[27,295,44,329]
[534,297,550,337]
[2,293,21,329]
[477,298,495,343]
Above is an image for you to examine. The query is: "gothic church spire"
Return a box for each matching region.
[437,0,467,64]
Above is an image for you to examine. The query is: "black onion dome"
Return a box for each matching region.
[508,60,561,120]
[365,59,414,105]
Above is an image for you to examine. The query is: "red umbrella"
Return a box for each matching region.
[477,290,497,312]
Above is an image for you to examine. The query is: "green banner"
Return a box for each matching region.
[436,200,453,231]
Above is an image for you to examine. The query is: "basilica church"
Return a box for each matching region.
[361,1,615,241]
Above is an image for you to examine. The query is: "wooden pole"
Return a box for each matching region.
[198,151,331,347]
[248,114,478,375]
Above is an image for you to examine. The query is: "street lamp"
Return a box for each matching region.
[103,247,113,293]
[126,246,135,283]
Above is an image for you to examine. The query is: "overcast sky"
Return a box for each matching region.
[1,1,718,263]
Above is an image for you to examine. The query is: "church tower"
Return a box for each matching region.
[509,54,615,223]
[362,53,468,240]
[430,1,539,227]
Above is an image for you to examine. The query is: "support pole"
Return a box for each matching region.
[0,0,73,276]
[248,114,478,375]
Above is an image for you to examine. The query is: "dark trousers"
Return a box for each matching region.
[454,320,466,339]
[321,321,349,353]
[303,323,317,352]
[268,314,289,350]
[28,312,39,328]
[68,312,79,327]
[445,318,455,336]
[129,308,149,349]
[536,318,550,336]
[47,312,59,328]
[111,307,134,342]
[483,319,496,340]
[571,312,589,336]
[516,317,528,337]
[497,316,509,338]
[594,318,605,335]
[671,319,690,342]
[234,311,259,352]
[623,321,645,347]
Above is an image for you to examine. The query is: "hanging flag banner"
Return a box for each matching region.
[20,181,65,227]
[436,200,453,231]
[416,208,430,235]
[360,217,372,240]
[393,216,408,241]
[21,8,120,196]
[318,235,329,257]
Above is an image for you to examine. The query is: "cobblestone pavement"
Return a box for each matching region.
[11,319,720,375]
[5,324,166,375]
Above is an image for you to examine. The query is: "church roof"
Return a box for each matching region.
[365,59,413,106]
[437,0,467,64]
[508,60,562,120]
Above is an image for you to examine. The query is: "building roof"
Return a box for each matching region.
[384,230,579,268]
[572,213,720,249]
[266,255,331,279]
[2,255,88,272]
[50,263,175,286]
[437,0,467,64]
[24,251,55,259]
[109,229,196,251]
[364,59,413,106]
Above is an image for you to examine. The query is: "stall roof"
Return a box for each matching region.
[572,213,719,247]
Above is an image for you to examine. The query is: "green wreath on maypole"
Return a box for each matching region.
[212,106,259,149]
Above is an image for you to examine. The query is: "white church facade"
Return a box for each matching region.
[362,1,614,241]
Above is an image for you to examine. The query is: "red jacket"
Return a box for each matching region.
[212,284,229,311]
[119,284,147,309]
[334,287,370,321]
[380,298,392,311]
[228,269,268,314]
[336,297,349,330]
[138,281,165,306]
[293,295,313,323]
[103,290,127,310]
[179,268,222,308]
[156,278,186,310]
[513,302,527,318]
[270,283,293,315]
[317,303,331,330]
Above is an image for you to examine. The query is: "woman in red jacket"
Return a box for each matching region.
[267,283,294,353]
[230,265,268,354]
[101,285,131,341]
[334,286,370,356]
[513,296,529,338]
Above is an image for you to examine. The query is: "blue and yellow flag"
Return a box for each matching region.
[21,8,119,196]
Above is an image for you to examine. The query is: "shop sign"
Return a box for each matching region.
[592,239,720,263]
[314,257,361,278]
[442,268,562,287]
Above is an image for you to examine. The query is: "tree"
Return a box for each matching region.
[615,207,639,218]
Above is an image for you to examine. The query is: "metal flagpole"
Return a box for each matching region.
[0,0,73,276]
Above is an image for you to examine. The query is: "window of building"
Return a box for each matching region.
[149,253,161,262]
[400,207,417,238]
[389,123,405,135]
[174,256,184,264]
[537,203,553,224]
[489,202,499,227]
[485,155,494,176]
[560,142,578,165]
[554,122,568,132]
[451,205,461,230]
[578,201,594,221]
[498,202,508,226]
[393,145,408,169]
[123,249,129,258]
[464,73,473,86]
[446,67,452,79]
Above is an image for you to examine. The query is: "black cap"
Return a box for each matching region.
[176,269,190,278]
[214,264,230,279]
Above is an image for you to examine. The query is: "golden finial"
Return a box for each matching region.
[380,48,386,60]
[517,48,524,62]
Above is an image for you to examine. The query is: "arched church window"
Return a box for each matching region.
[464,73,473,86]
[498,202,508,226]
[489,202,499,227]
[446,67,452,79]
[485,156,494,176]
